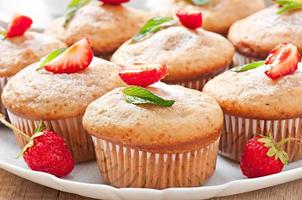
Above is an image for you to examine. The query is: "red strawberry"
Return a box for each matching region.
[265,43,301,80]
[43,38,93,74]
[6,14,33,38]
[176,9,203,30]
[240,135,288,178]
[119,64,168,87]
[99,0,130,5]
[0,114,74,177]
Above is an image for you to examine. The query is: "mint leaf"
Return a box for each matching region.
[191,0,209,6]
[274,0,302,14]
[123,86,175,107]
[232,61,265,73]
[64,0,91,27]
[131,17,178,43]
[37,48,66,70]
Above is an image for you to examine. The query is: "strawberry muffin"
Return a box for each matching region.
[229,4,302,66]
[111,15,234,91]
[2,39,124,162]
[83,82,223,188]
[0,15,66,114]
[204,43,302,162]
[145,0,265,35]
[45,0,149,58]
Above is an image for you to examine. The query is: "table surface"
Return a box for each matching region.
[0,168,301,200]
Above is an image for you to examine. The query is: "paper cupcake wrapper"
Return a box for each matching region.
[165,67,228,92]
[233,52,260,66]
[92,137,220,189]
[220,113,302,162]
[7,110,95,163]
[0,77,9,114]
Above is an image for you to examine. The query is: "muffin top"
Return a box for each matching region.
[0,31,66,77]
[83,83,223,153]
[228,6,302,59]
[203,64,302,119]
[111,26,234,82]
[45,1,149,56]
[2,57,124,120]
[146,0,265,34]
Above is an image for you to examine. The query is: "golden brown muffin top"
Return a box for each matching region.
[0,31,66,77]
[45,1,150,56]
[83,83,223,153]
[203,64,302,120]
[228,6,302,59]
[111,26,234,82]
[146,0,265,34]
[2,57,125,120]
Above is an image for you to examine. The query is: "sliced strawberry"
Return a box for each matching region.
[119,64,168,87]
[176,9,202,30]
[44,38,93,74]
[265,43,301,80]
[6,14,32,38]
[99,0,130,5]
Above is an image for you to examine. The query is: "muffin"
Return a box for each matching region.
[203,48,302,162]
[145,0,266,35]
[83,83,223,189]
[228,6,302,66]
[45,1,149,58]
[0,32,66,114]
[2,56,124,162]
[111,25,234,91]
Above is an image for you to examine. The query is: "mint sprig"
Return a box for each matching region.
[232,61,265,73]
[177,0,209,6]
[37,48,66,71]
[64,0,91,27]
[131,17,178,43]
[123,86,175,107]
[274,0,302,14]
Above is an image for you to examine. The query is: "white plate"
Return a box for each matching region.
[1,127,302,200]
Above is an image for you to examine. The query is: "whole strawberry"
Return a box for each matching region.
[0,114,74,177]
[23,130,74,177]
[240,135,288,178]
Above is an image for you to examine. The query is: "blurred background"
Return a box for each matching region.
[0,0,272,30]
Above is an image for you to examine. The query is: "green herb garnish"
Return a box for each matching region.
[123,86,175,107]
[232,61,265,73]
[0,27,6,37]
[176,0,209,6]
[131,17,178,43]
[274,0,302,14]
[37,48,66,71]
[64,0,91,27]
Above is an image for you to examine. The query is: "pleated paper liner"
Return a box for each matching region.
[164,66,229,92]
[0,77,9,115]
[233,52,260,66]
[7,110,95,163]
[219,113,302,162]
[92,137,220,189]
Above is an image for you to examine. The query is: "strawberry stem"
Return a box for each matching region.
[0,114,31,142]
[278,137,302,148]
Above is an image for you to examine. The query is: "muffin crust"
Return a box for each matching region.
[228,6,302,59]
[2,58,125,120]
[83,83,223,153]
[0,32,66,77]
[111,26,234,82]
[203,64,302,119]
[45,2,149,56]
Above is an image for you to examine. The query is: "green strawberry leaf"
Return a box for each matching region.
[131,17,178,43]
[232,61,265,73]
[123,86,175,107]
[0,27,6,38]
[64,0,91,27]
[37,48,66,70]
[274,0,302,14]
